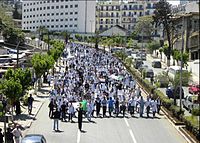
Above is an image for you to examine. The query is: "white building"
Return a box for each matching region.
[22,0,96,33]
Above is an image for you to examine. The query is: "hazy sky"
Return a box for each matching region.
[167,0,180,5]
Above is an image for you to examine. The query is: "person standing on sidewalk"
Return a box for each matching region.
[101,96,107,117]
[27,94,34,115]
[48,99,55,118]
[12,125,22,143]
[53,108,60,131]
[0,128,3,143]
[5,128,14,143]
[95,95,101,117]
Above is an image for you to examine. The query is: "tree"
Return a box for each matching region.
[134,16,154,41]
[153,0,174,66]
[0,78,22,114]
[147,41,160,54]
[12,3,21,19]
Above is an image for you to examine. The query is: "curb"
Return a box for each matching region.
[179,127,198,143]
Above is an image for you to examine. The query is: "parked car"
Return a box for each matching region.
[21,134,47,143]
[152,60,161,68]
[144,69,154,78]
[188,84,200,95]
[182,94,200,113]
[134,60,143,69]
[166,86,184,99]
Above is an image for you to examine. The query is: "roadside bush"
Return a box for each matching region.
[183,116,200,141]
[154,90,173,109]
[170,105,185,120]
[192,108,200,116]
[0,103,3,117]
[22,94,29,106]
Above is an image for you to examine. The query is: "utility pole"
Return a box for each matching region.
[179,15,184,112]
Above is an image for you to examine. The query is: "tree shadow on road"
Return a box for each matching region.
[13,114,36,121]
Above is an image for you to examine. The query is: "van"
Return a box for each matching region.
[167,66,189,84]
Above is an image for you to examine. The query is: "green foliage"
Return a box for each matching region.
[0,78,22,105]
[183,116,200,140]
[169,105,184,120]
[12,3,22,19]
[21,93,29,106]
[192,108,200,116]
[147,41,160,54]
[3,68,32,92]
[172,71,191,86]
[155,73,169,87]
[134,16,154,40]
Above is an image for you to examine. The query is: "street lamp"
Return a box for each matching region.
[179,15,185,112]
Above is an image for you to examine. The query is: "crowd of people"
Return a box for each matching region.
[48,43,162,131]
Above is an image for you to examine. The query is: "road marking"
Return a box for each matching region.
[129,129,137,143]
[77,130,81,143]
[124,118,130,127]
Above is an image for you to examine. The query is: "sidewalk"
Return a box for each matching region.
[0,84,51,131]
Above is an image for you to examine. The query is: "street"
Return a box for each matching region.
[23,97,187,143]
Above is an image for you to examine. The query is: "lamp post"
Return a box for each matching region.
[179,15,184,112]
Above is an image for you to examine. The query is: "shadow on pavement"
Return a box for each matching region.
[13,114,36,121]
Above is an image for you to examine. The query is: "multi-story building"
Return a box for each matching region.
[22,0,96,33]
[96,0,158,32]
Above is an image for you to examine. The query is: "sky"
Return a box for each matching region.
[167,0,180,5]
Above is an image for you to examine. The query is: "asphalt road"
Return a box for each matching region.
[24,99,187,143]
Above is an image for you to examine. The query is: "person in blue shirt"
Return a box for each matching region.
[108,97,114,117]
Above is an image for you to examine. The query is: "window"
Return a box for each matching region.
[60,25,63,28]
[33,8,35,11]
[60,13,63,15]
[65,25,68,27]
[56,19,59,22]
[70,12,73,15]
[30,15,32,18]
[70,5,73,8]
[74,25,77,27]
[24,4,26,6]
[43,20,46,22]
[56,0,59,2]
[24,9,26,12]
[24,16,26,18]
[65,18,68,21]
[60,19,63,21]
[70,18,73,21]
[33,2,35,5]
[56,6,59,9]
[65,5,68,8]
[52,0,54,2]
[74,18,77,21]
[47,13,50,16]
[40,14,42,17]
[61,5,64,9]
[52,13,54,16]
[65,12,68,15]
[40,7,42,10]
[51,19,54,22]
[47,6,50,9]
[70,25,72,27]
[27,16,29,18]
[75,12,78,14]
[37,8,39,11]
[56,13,59,15]
[43,14,46,16]
[47,25,50,28]
[51,6,54,9]
[43,7,46,10]
[47,19,50,22]
[56,25,59,28]
[75,4,78,8]
[51,25,54,28]
[33,15,35,17]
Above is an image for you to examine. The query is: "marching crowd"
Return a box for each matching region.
[48,43,161,131]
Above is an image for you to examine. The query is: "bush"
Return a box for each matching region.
[22,94,29,106]
[183,116,200,141]
[0,103,3,117]
[192,108,200,116]
[170,105,184,120]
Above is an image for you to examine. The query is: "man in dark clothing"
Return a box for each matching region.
[77,103,83,131]
[115,98,119,117]
[27,94,34,115]
[0,128,3,143]
[95,96,101,117]
[61,101,67,121]
[53,108,60,131]
[2,98,7,113]
[48,99,55,118]
[5,128,14,143]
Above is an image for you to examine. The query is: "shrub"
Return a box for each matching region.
[170,105,184,120]
[183,116,200,141]
[192,108,200,116]
[22,94,29,106]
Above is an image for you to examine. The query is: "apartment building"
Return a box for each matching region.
[96,0,158,32]
[22,0,96,33]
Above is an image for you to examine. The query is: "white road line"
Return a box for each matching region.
[77,130,81,143]
[129,129,137,143]
[124,118,130,127]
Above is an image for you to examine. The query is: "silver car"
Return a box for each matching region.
[21,134,47,143]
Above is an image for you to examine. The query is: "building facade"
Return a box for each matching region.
[22,0,96,33]
[96,0,158,32]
